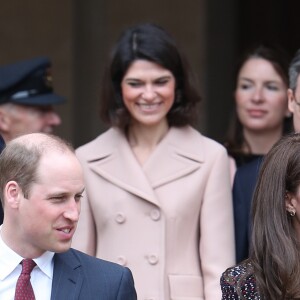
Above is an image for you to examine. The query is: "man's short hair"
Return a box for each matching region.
[289,49,300,91]
[0,133,74,204]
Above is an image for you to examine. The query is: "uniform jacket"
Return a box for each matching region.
[72,126,235,300]
[233,157,263,263]
[51,248,137,299]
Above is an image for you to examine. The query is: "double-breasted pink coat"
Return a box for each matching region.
[72,125,235,300]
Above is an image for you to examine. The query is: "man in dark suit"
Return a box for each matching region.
[0,136,4,223]
[0,56,65,224]
[0,132,137,299]
[233,48,300,263]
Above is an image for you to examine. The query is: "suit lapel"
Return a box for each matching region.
[51,251,85,300]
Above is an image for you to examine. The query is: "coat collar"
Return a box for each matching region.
[79,126,205,206]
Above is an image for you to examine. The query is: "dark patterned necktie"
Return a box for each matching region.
[14,259,36,300]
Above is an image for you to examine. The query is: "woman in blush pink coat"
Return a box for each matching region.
[72,23,235,300]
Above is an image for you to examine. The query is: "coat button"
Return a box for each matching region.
[116,256,127,266]
[147,254,159,265]
[150,209,160,221]
[115,212,126,224]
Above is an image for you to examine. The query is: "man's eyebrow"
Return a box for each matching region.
[46,192,66,197]
[46,188,85,198]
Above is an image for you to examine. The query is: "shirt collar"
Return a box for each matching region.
[0,228,22,280]
[0,225,55,280]
[34,251,55,279]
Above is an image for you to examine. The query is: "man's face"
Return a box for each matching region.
[14,151,84,258]
[288,75,300,133]
[0,103,61,141]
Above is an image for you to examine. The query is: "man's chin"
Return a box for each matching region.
[52,242,72,253]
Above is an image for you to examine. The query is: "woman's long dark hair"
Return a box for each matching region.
[248,133,300,298]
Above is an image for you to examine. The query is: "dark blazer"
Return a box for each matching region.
[233,157,263,263]
[0,135,5,225]
[50,248,137,300]
[0,204,3,225]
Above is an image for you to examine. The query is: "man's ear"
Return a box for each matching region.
[288,89,296,114]
[5,181,22,209]
[0,106,12,132]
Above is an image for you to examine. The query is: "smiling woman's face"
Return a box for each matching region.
[121,59,176,128]
[235,57,288,133]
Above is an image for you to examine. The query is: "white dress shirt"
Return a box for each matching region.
[0,226,55,300]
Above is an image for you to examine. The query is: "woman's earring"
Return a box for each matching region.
[289,209,296,217]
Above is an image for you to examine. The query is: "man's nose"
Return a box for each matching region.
[64,200,80,221]
[46,111,61,126]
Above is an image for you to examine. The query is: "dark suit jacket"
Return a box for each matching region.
[0,136,5,225]
[51,248,137,300]
[233,157,263,263]
[0,203,3,225]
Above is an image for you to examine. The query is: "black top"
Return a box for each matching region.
[233,156,263,262]
[229,151,263,168]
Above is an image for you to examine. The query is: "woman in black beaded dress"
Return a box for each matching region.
[221,133,300,299]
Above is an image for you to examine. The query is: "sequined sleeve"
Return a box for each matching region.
[220,262,261,299]
[220,269,239,299]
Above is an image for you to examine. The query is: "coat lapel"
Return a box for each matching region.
[50,251,85,300]
[143,126,204,187]
[84,128,160,206]
[82,127,204,206]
